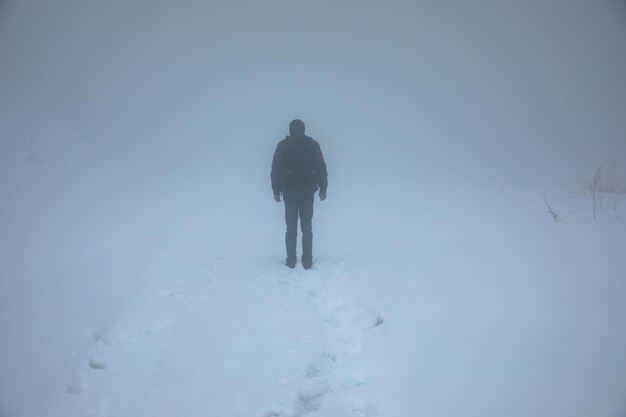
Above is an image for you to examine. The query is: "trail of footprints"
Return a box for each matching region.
[65,257,381,417]
[65,253,218,416]
[265,261,384,417]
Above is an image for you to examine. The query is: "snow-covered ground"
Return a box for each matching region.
[1,140,625,417]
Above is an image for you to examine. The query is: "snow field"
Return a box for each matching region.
[40,237,392,417]
[341,190,626,417]
[1,141,625,417]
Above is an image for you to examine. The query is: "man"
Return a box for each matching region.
[271,119,328,269]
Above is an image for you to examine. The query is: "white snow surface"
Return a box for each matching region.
[1,140,625,417]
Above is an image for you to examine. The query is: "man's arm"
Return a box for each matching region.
[271,143,283,201]
[316,143,328,200]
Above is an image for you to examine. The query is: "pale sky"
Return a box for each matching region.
[1,0,625,187]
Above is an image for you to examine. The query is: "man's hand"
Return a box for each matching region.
[274,193,281,202]
[319,192,327,201]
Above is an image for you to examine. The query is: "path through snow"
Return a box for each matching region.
[60,253,390,417]
[260,260,388,417]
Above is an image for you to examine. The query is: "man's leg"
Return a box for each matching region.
[299,191,315,268]
[283,191,298,267]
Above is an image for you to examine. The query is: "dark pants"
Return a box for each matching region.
[283,190,314,263]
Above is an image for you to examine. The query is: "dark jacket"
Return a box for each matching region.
[271,134,328,195]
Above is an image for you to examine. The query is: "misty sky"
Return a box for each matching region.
[1,0,625,187]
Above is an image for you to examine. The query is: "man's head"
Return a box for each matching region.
[289,119,305,136]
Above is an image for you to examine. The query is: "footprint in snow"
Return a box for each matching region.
[348,396,379,417]
[295,383,331,414]
[66,371,89,395]
[88,355,107,370]
[305,351,337,379]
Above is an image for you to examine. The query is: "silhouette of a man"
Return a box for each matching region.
[271,119,328,269]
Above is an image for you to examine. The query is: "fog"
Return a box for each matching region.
[2,0,625,188]
[1,1,625,416]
